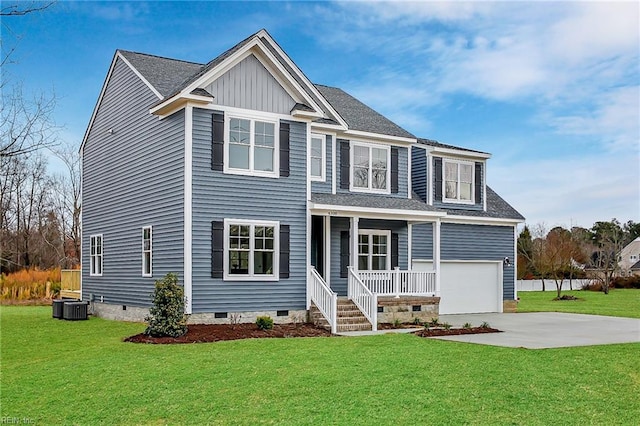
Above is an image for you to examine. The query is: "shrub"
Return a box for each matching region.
[392,318,402,329]
[442,322,452,331]
[480,321,491,329]
[429,317,440,327]
[611,276,640,289]
[144,273,187,338]
[256,316,274,330]
[412,317,422,325]
[463,322,472,329]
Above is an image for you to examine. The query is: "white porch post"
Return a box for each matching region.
[407,222,413,270]
[434,219,441,297]
[350,216,359,270]
[324,215,331,286]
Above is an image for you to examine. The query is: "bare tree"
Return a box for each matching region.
[589,220,625,294]
[543,227,582,298]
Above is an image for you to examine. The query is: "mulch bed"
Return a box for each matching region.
[124,323,332,344]
[414,327,502,337]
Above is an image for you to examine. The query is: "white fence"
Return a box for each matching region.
[517,279,591,292]
[358,269,436,297]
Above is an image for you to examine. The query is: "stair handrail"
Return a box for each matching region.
[347,267,377,331]
[309,266,337,334]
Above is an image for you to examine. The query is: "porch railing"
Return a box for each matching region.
[358,269,436,297]
[348,267,377,331]
[309,266,337,334]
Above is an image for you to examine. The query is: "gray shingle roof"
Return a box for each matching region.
[417,138,488,155]
[311,186,524,221]
[315,85,415,139]
[630,260,640,270]
[118,50,203,97]
[442,186,524,220]
[311,193,441,212]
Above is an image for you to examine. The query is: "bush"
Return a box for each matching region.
[144,273,187,338]
[255,316,274,330]
[611,276,640,289]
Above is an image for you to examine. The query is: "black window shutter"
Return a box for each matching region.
[475,162,482,205]
[211,221,224,278]
[391,233,399,269]
[434,157,442,202]
[391,147,399,193]
[280,225,290,278]
[279,122,290,177]
[339,139,350,189]
[211,112,224,171]
[340,231,350,278]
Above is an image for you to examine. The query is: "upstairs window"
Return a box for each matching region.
[226,116,278,177]
[90,235,103,276]
[142,226,152,277]
[310,134,326,181]
[351,142,390,193]
[443,159,474,203]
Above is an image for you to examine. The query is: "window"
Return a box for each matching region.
[142,226,152,277]
[351,142,390,193]
[310,134,326,181]
[358,230,390,271]
[224,220,279,280]
[443,159,474,203]
[90,235,103,276]
[226,116,278,177]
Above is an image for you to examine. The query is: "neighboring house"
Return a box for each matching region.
[81,29,524,331]
[619,237,640,276]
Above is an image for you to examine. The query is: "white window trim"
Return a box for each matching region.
[442,158,475,205]
[223,219,280,281]
[90,234,103,277]
[349,141,391,194]
[357,229,391,271]
[223,112,280,179]
[310,133,326,182]
[142,226,153,277]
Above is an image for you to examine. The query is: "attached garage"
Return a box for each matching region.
[412,260,503,314]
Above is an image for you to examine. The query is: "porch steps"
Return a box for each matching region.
[310,298,373,333]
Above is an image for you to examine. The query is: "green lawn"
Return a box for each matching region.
[1,306,639,425]
[517,289,640,318]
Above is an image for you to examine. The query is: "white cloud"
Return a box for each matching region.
[489,152,640,228]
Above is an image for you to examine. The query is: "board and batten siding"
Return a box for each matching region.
[411,146,428,202]
[329,217,408,296]
[411,222,433,260]
[205,54,296,115]
[82,57,185,307]
[337,143,410,198]
[191,107,307,313]
[440,223,516,300]
[310,135,332,194]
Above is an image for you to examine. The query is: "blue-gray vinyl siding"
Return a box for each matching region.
[204,54,295,115]
[440,223,515,300]
[411,223,433,260]
[337,143,409,198]
[191,108,307,313]
[433,156,483,211]
[411,146,427,202]
[310,135,332,194]
[82,57,185,307]
[329,217,408,296]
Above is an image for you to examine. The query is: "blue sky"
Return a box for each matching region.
[4,1,639,229]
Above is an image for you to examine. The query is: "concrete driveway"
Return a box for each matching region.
[435,312,640,349]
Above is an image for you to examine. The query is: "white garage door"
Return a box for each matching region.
[412,261,502,314]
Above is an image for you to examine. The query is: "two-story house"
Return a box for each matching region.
[81,30,524,331]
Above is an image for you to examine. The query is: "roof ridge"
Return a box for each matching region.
[118,49,204,66]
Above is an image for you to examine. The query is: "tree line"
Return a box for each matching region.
[517,220,640,296]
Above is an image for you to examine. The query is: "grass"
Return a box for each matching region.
[517,289,640,318]
[2,306,639,424]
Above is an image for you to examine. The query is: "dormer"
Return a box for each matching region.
[412,138,491,211]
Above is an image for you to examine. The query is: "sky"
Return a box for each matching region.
[3,0,639,229]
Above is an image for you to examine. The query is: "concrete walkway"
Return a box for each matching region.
[338,312,640,349]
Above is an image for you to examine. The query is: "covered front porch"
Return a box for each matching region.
[307,196,446,332]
